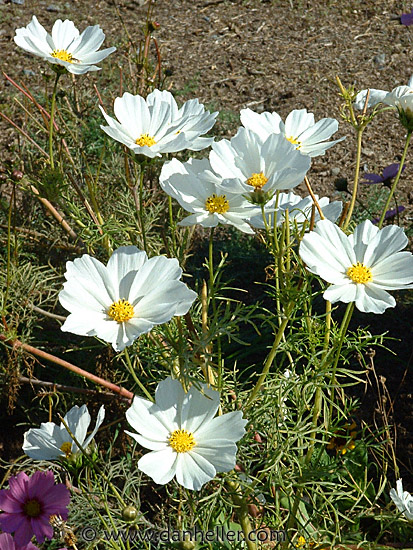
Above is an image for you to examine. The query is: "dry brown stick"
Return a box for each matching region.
[0,111,49,157]
[0,333,133,401]
[18,376,130,402]
[4,72,75,166]
[304,176,324,219]
[30,185,78,240]
[66,172,103,233]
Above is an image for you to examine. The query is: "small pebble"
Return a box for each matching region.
[373,53,386,69]
[11,0,25,4]
[23,69,36,77]
[46,4,60,11]
[331,167,340,177]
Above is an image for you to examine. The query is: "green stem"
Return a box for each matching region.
[245,307,292,409]
[226,479,257,550]
[123,347,153,401]
[59,416,127,509]
[322,300,332,361]
[327,302,354,429]
[48,72,61,170]
[208,228,222,390]
[378,131,412,228]
[138,165,148,252]
[3,183,15,314]
[168,195,177,254]
[343,127,363,230]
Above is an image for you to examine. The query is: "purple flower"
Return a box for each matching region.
[372,206,406,225]
[0,471,70,547]
[401,9,413,26]
[362,163,405,187]
[0,533,39,550]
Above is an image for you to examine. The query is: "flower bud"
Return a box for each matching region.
[12,170,24,181]
[122,506,138,522]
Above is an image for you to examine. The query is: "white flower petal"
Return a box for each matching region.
[195,410,247,441]
[51,19,79,51]
[126,395,175,440]
[193,443,238,472]
[106,246,147,292]
[180,385,220,433]
[138,448,178,485]
[355,284,395,314]
[175,451,216,491]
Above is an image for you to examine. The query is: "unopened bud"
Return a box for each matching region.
[12,170,24,181]
[122,506,138,521]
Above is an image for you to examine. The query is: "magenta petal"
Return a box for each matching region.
[42,485,70,518]
[0,511,26,534]
[7,473,29,503]
[9,517,33,547]
[27,471,55,500]
[0,533,17,550]
[31,515,54,544]
[0,493,24,513]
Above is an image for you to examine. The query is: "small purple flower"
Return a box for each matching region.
[372,206,406,225]
[401,9,413,26]
[0,533,39,550]
[0,470,70,547]
[362,163,405,187]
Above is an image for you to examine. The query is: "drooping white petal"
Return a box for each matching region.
[83,405,105,448]
[63,404,90,451]
[354,88,388,110]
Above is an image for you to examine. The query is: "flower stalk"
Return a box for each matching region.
[378,131,412,228]
[48,71,61,170]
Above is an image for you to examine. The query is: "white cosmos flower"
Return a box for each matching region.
[160,157,260,234]
[354,76,413,110]
[59,246,197,351]
[209,127,310,199]
[299,219,413,314]
[23,404,105,460]
[14,16,116,75]
[249,191,343,229]
[240,108,345,157]
[100,90,218,158]
[390,479,413,521]
[125,377,247,491]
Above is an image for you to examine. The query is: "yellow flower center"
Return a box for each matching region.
[246,172,268,189]
[286,135,301,149]
[60,441,72,457]
[51,49,73,63]
[205,194,230,214]
[24,499,42,518]
[107,299,135,323]
[135,134,157,147]
[346,262,373,284]
[169,429,196,453]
